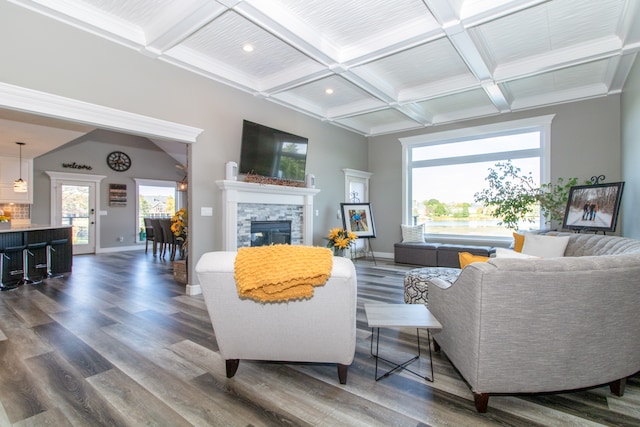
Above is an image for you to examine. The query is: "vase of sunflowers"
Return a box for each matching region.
[326,227,357,257]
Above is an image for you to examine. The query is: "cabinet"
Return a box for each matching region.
[0,157,33,203]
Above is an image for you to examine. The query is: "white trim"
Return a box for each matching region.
[0,82,203,143]
[400,115,555,227]
[45,172,106,225]
[134,178,178,243]
[399,115,555,147]
[45,171,106,254]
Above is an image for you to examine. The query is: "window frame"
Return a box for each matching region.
[134,178,179,243]
[400,115,554,244]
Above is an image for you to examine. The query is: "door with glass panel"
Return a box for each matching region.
[58,181,97,255]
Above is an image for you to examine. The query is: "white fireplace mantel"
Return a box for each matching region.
[216,180,320,251]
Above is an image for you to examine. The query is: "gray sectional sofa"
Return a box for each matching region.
[394,242,494,268]
[425,232,640,412]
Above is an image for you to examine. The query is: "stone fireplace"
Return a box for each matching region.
[216,180,320,251]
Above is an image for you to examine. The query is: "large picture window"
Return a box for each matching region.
[400,116,553,240]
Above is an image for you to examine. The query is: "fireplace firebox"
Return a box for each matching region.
[251,220,292,246]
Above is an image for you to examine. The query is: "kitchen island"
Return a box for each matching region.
[0,224,72,286]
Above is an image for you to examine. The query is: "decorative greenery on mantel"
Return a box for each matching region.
[474,161,583,230]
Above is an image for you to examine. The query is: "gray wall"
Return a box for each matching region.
[33,129,184,248]
[622,56,640,239]
[368,95,622,255]
[1,3,367,283]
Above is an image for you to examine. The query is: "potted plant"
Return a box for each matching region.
[171,208,188,283]
[473,160,580,230]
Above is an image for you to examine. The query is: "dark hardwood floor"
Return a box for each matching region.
[0,251,638,426]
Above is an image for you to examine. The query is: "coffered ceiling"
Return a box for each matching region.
[7,0,640,140]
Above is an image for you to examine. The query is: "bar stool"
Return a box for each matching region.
[0,249,18,291]
[25,241,47,284]
[45,238,68,279]
[3,245,25,287]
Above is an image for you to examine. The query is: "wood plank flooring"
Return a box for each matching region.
[0,251,639,426]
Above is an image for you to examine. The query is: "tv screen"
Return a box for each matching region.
[239,120,308,182]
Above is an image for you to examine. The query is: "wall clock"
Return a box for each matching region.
[106,151,131,172]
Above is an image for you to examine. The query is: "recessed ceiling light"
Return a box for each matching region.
[243,44,254,52]
[325,88,334,95]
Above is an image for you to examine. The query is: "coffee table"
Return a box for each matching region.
[364,303,442,382]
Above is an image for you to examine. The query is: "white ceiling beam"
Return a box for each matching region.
[607,53,638,92]
[494,36,625,82]
[144,2,228,56]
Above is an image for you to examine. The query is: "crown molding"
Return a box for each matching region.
[0,82,203,143]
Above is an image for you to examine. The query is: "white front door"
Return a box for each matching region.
[57,181,97,255]
[47,172,105,255]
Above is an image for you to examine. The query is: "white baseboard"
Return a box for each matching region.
[186,284,201,295]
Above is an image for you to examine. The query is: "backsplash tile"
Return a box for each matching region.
[0,204,30,220]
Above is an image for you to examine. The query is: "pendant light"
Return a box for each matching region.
[13,142,27,193]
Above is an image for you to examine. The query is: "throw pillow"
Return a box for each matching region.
[401,223,425,243]
[495,247,539,259]
[521,234,570,258]
[513,232,525,252]
[458,252,490,268]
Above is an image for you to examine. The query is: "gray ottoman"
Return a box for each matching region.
[404,267,462,306]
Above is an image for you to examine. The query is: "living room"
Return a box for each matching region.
[2,0,640,424]
[2,1,639,279]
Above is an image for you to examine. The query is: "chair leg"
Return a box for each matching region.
[473,393,490,413]
[610,378,627,396]
[337,364,349,384]
[225,359,240,378]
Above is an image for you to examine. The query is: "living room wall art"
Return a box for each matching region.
[562,181,624,232]
[109,183,127,207]
[341,203,376,238]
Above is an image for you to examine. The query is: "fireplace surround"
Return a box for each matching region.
[216,180,320,251]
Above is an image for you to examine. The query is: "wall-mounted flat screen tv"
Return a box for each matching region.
[239,120,308,182]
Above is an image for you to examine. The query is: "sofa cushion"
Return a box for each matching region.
[459,252,490,268]
[438,244,494,268]
[401,223,425,243]
[495,247,539,259]
[513,232,525,252]
[521,234,570,258]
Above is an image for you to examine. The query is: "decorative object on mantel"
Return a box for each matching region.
[243,172,306,188]
[13,142,28,193]
[225,161,238,180]
[326,227,357,256]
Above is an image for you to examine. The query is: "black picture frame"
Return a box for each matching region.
[341,203,376,238]
[562,182,624,232]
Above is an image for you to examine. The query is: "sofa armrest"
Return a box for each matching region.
[428,264,486,387]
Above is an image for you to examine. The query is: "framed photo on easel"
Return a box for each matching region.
[562,182,624,233]
[341,203,376,238]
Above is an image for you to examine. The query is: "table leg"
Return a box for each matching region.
[369,327,435,382]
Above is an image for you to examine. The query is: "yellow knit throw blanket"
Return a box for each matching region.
[234,245,333,303]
